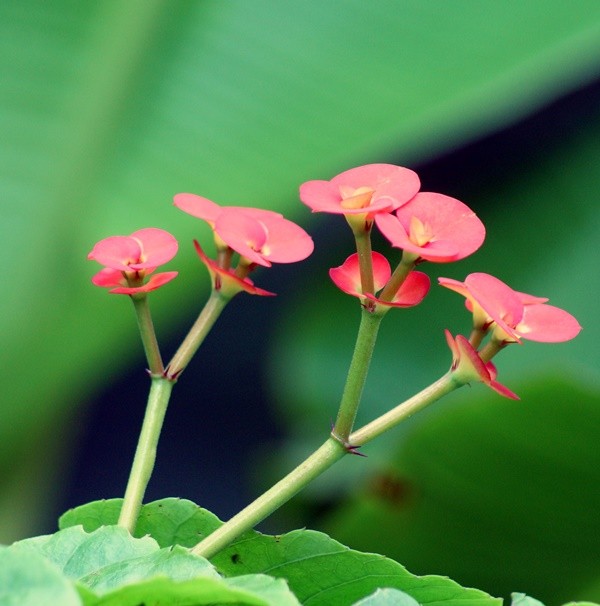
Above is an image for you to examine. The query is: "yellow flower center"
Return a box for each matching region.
[408,215,434,247]
[339,185,375,210]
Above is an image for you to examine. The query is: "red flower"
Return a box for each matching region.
[299,163,420,218]
[439,273,581,343]
[88,228,178,294]
[329,252,430,308]
[193,241,275,297]
[445,331,519,399]
[174,193,313,267]
[375,192,485,262]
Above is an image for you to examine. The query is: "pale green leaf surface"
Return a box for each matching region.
[76,574,299,606]
[2,1,600,540]
[512,595,545,606]
[13,525,157,579]
[0,545,82,606]
[78,545,219,593]
[353,587,421,605]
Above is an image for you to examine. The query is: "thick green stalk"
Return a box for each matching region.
[191,437,346,558]
[333,308,384,442]
[378,255,416,303]
[190,371,459,559]
[131,294,164,375]
[349,373,456,446]
[118,377,174,532]
[167,291,229,378]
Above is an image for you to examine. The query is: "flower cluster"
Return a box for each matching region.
[174,193,313,297]
[88,196,313,299]
[88,162,581,400]
[88,228,178,294]
[300,162,580,397]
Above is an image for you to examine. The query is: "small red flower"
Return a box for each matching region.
[445,331,519,399]
[299,163,420,217]
[174,193,313,267]
[193,241,275,297]
[88,228,178,294]
[375,192,485,262]
[439,273,581,343]
[329,252,430,308]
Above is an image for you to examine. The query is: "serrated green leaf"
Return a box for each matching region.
[0,545,82,606]
[13,525,157,579]
[13,522,299,606]
[353,587,421,605]
[211,528,501,606]
[59,500,124,533]
[59,498,223,546]
[76,573,299,606]
[60,498,499,604]
[78,545,218,593]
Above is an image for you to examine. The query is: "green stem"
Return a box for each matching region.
[191,437,346,559]
[378,254,416,303]
[131,294,164,375]
[118,377,174,532]
[167,291,229,378]
[353,230,375,298]
[349,372,456,446]
[190,371,459,559]
[333,308,384,442]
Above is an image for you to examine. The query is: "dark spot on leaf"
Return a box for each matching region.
[230,553,241,564]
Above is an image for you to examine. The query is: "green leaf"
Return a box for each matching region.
[211,528,501,606]
[12,523,299,606]
[59,498,223,546]
[14,525,157,579]
[78,545,219,593]
[60,498,500,604]
[77,574,299,606]
[0,545,81,606]
[353,587,421,605]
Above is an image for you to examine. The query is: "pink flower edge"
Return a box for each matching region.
[300,163,420,216]
[445,331,519,400]
[194,241,276,297]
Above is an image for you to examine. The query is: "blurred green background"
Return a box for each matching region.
[1,1,600,604]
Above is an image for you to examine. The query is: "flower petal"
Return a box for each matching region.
[173,193,222,224]
[109,271,178,294]
[193,241,275,296]
[88,236,142,271]
[300,163,420,216]
[515,303,582,342]
[376,192,485,262]
[129,228,178,269]
[215,210,271,266]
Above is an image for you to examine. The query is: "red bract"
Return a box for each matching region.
[88,228,178,294]
[174,193,313,267]
[445,331,519,399]
[193,241,275,297]
[375,192,485,262]
[329,252,430,308]
[439,273,581,343]
[92,268,178,295]
[299,163,420,217]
